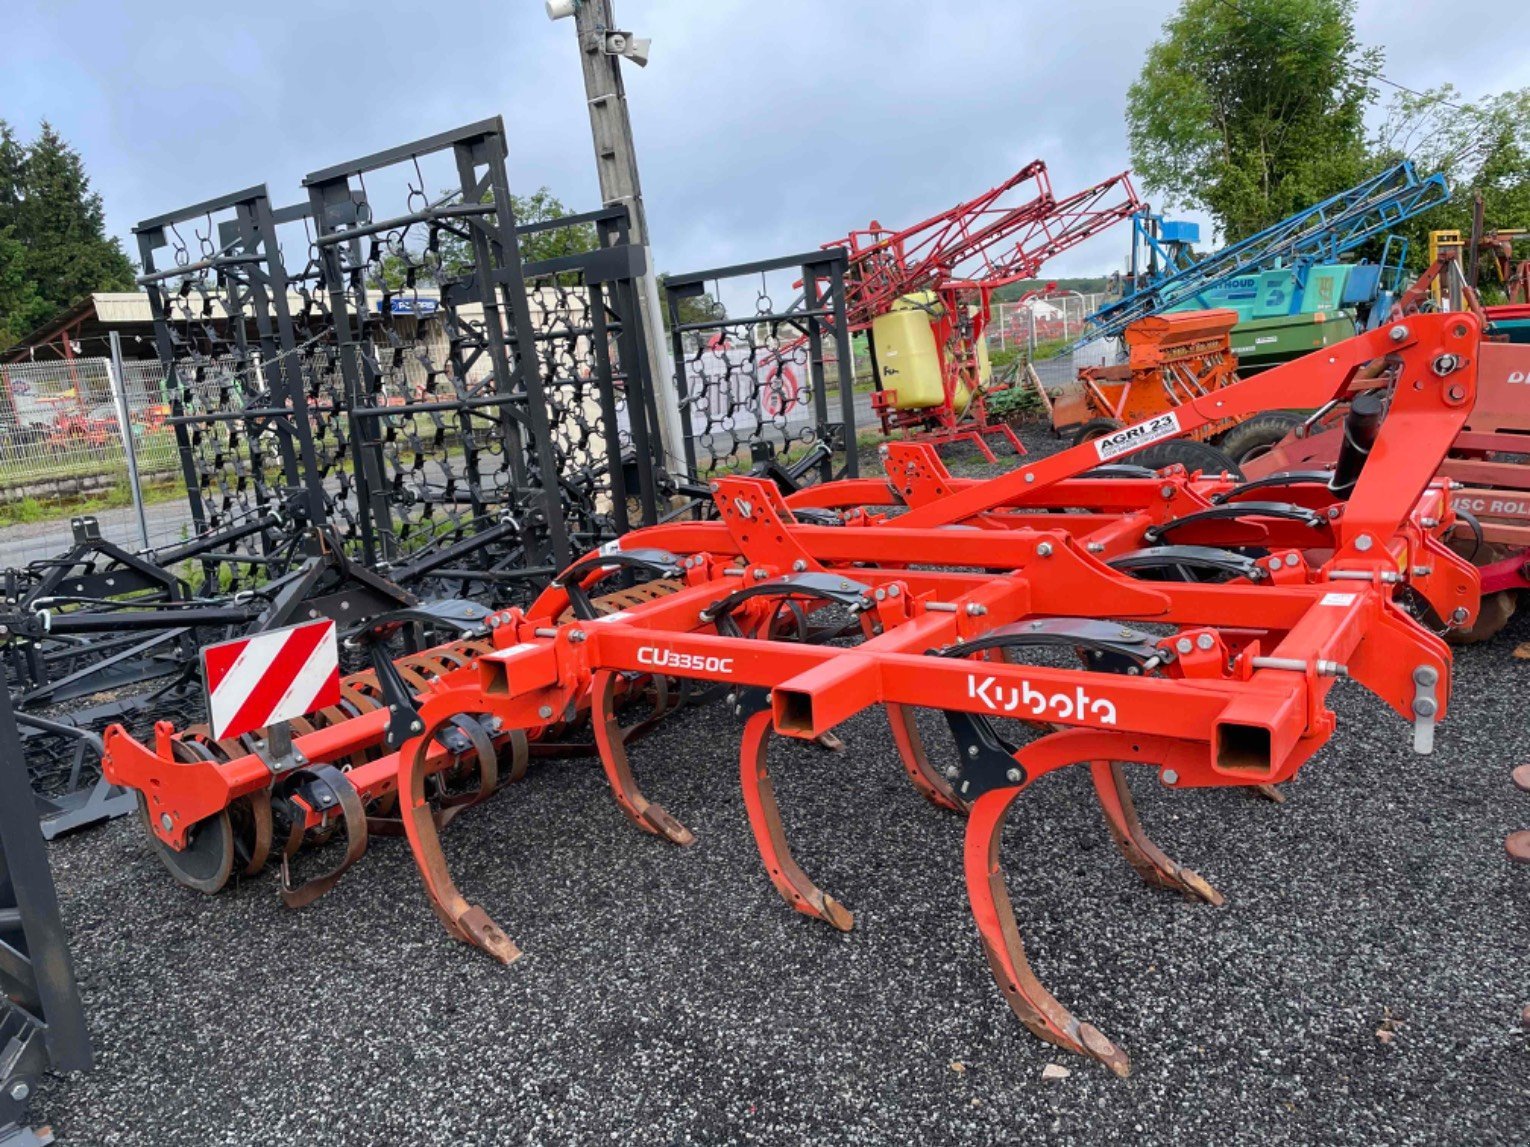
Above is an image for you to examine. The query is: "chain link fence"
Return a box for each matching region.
[0,354,192,567]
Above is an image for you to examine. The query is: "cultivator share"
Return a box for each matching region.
[102,314,1485,1074]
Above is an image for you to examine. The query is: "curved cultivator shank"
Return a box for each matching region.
[103,314,1487,1073]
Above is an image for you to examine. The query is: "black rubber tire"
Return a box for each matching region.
[1217,412,1304,466]
[1125,438,1244,480]
[1070,417,1124,447]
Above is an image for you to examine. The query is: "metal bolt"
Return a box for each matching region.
[1354,534,1373,552]
[568,630,587,643]
[409,721,422,734]
[725,693,737,706]
[1196,633,1214,651]
[1162,769,1179,786]
[1389,324,1410,342]
[10,1082,29,1102]
[967,746,980,758]
[874,588,886,601]
[1036,542,1053,557]
[1448,384,1467,402]
[753,569,767,580]
[1413,697,1438,717]
[1420,517,1439,528]
[1432,354,1460,376]
[159,813,173,831]
[888,584,900,598]
[1450,607,1468,623]
[1412,566,1432,577]
[1087,542,1105,554]
[537,705,554,720]
[1413,665,1439,687]
[944,765,960,779]
[1160,484,1175,499]
[1327,506,1341,519]
[1176,637,1193,654]
[792,559,808,572]
[965,603,987,617]
[1025,472,1035,484]
[736,498,753,519]
[1006,767,1022,784]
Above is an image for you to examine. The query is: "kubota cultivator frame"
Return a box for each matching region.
[103,314,1483,1075]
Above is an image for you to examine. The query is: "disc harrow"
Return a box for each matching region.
[103,314,1485,1074]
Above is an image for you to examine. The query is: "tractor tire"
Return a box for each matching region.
[1070,418,1123,447]
[1217,412,1305,466]
[1125,439,1245,480]
[1445,540,1519,645]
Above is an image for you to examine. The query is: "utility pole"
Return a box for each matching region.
[554,0,685,469]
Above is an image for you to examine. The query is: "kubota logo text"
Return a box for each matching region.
[967,675,1118,724]
[1509,370,1527,385]
[638,646,735,675]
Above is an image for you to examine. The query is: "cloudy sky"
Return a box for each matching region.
[4,0,1529,284]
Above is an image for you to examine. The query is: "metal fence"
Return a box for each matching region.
[0,352,188,566]
[987,292,1110,354]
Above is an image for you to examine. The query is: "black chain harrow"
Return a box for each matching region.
[664,250,858,488]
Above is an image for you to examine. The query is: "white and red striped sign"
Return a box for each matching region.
[202,619,341,742]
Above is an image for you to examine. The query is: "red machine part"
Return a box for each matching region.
[1243,336,1530,637]
[103,313,1484,1076]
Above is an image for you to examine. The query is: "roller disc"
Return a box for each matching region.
[137,794,235,895]
[1446,541,1519,645]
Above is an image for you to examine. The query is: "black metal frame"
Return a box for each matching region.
[0,684,92,1142]
[304,118,569,586]
[664,249,858,486]
[134,186,330,588]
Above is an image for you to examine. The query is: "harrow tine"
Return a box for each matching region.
[739,711,854,931]
[276,765,368,910]
[885,703,967,813]
[965,785,1132,1078]
[590,670,695,846]
[1088,761,1223,904]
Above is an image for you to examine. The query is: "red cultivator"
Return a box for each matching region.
[103,314,1484,1074]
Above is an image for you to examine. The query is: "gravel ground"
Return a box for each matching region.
[31,428,1530,1145]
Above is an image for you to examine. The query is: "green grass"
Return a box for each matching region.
[0,475,185,528]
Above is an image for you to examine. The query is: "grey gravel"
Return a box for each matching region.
[33,429,1530,1145]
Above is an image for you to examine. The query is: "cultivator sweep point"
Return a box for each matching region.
[103,314,1486,1074]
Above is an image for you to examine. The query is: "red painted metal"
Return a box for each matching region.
[101,313,1486,1076]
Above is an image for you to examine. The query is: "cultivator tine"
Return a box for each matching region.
[965,784,1132,1078]
[399,717,522,964]
[1088,761,1223,904]
[739,711,854,931]
[590,670,695,846]
[885,703,967,813]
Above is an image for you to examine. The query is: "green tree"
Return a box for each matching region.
[656,273,725,334]
[1126,0,1380,241]
[0,226,49,351]
[8,121,135,318]
[367,187,598,290]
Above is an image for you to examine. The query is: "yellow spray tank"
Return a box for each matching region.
[871,292,988,413]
